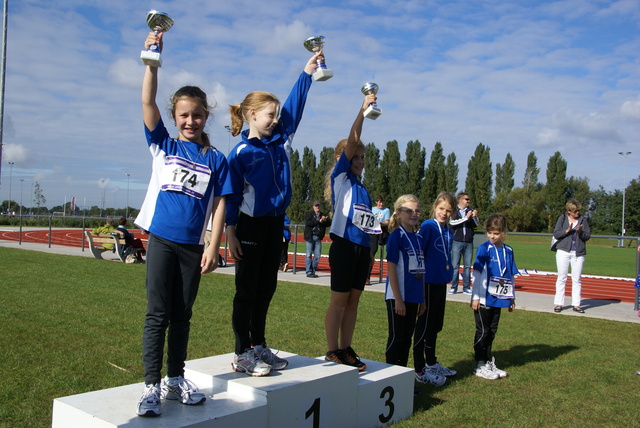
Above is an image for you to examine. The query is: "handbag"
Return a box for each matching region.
[550,236,559,252]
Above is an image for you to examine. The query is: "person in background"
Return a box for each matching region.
[116,217,146,261]
[471,214,517,380]
[414,192,458,386]
[368,195,391,285]
[304,201,331,278]
[552,199,591,314]
[281,214,291,272]
[92,218,116,250]
[449,192,478,294]
[384,194,425,368]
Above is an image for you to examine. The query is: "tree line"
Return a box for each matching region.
[287,140,639,236]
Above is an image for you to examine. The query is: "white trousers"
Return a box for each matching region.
[554,249,584,307]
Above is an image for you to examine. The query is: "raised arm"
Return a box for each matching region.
[344,94,377,161]
[141,32,163,131]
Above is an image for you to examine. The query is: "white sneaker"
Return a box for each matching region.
[232,349,272,376]
[487,357,508,378]
[427,362,457,377]
[415,367,446,386]
[161,376,206,405]
[474,362,499,380]
[137,383,161,417]
[254,344,288,370]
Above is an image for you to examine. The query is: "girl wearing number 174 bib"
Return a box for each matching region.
[471,214,517,380]
[135,31,232,417]
[323,92,380,372]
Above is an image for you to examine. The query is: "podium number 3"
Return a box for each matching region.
[379,386,395,423]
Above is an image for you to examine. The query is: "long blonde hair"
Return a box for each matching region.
[388,194,420,233]
[323,138,366,206]
[430,192,456,219]
[229,91,280,137]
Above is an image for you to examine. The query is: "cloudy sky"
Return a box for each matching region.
[0,0,638,211]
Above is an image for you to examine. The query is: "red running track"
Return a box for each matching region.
[1,229,635,303]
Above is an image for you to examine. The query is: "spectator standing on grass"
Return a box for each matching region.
[135,31,231,418]
[384,194,425,367]
[368,195,391,285]
[552,199,591,314]
[471,214,516,380]
[304,201,331,278]
[413,192,458,386]
[92,218,116,250]
[449,192,478,294]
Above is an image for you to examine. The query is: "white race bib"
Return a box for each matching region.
[352,203,382,234]
[489,276,514,299]
[407,249,425,274]
[160,156,211,199]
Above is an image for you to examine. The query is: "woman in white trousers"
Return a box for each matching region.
[552,200,591,313]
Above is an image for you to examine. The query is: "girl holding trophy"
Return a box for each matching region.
[323,92,378,371]
[136,28,231,417]
[225,50,323,377]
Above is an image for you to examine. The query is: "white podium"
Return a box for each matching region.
[52,351,414,427]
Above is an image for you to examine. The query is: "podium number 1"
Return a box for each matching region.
[305,397,320,427]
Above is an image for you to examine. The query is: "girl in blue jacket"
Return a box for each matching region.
[225,51,322,377]
[414,192,457,386]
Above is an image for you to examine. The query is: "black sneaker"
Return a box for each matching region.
[341,346,366,371]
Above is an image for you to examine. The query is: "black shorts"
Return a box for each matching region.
[329,233,370,292]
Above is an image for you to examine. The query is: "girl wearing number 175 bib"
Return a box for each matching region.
[135,31,232,417]
[323,93,379,372]
[471,214,517,380]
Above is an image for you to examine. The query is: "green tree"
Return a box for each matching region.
[494,153,515,212]
[302,147,318,203]
[588,186,621,235]
[363,142,383,200]
[443,152,458,194]
[288,149,307,222]
[522,151,540,193]
[465,143,492,215]
[566,176,591,207]
[380,140,403,205]
[316,146,335,206]
[504,187,546,232]
[404,140,426,199]
[422,142,446,206]
[34,182,46,210]
[544,151,568,231]
[623,176,640,235]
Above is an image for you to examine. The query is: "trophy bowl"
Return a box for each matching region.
[140,10,174,67]
[304,36,333,81]
[361,83,382,120]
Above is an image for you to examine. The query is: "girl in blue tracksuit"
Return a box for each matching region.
[225,51,322,377]
[384,194,425,368]
[135,31,231,417]
[471,214,517,380]
[323,92,378,372]
[414,192,458,386]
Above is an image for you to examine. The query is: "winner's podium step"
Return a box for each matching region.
[52,351,414,428]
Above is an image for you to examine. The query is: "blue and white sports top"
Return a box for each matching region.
[385,226,425,304]
[329,151,372,247]
[135,118,232,245]
[418,219,453,284]
[472,241,519,308]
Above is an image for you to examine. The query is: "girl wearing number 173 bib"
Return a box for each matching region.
[471,214,517,380]
[323,92,379,372]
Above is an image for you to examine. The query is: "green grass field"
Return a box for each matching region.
[1,247,638,427]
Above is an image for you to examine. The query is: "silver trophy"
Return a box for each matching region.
[361,83,382,120]
[140,10,174,67]
[304,36,333,81]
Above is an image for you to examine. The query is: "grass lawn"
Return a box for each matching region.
[1,247,638,427]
